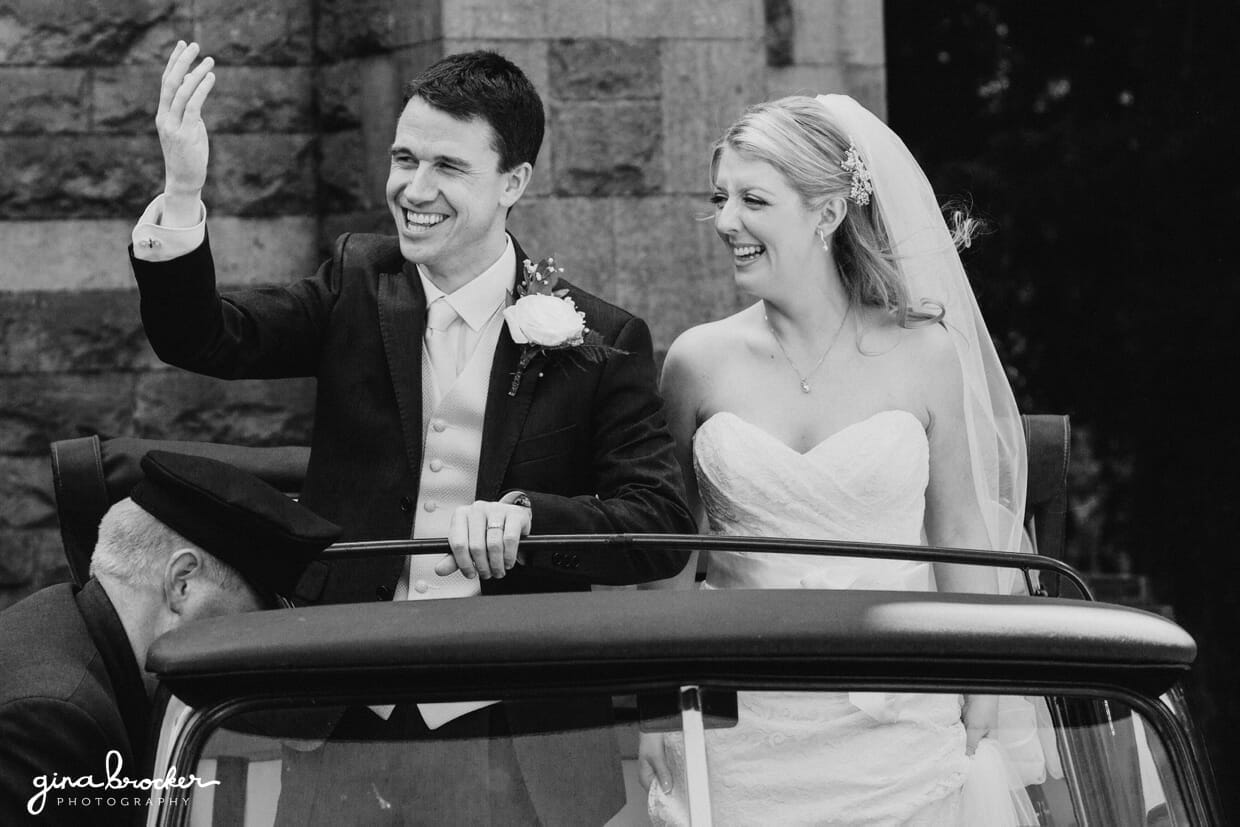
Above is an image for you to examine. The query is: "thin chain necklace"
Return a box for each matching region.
[764,304,851,394]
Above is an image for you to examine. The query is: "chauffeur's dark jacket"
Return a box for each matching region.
[131,233,694,825]
[0,580,150,825]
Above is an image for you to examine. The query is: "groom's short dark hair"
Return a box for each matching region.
[403,51,545,172]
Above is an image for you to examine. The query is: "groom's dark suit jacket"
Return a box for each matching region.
[132,233,691,597]
[131,232,693,824]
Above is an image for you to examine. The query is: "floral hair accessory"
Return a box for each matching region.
[840,140,873,206]
[503,257,622,396]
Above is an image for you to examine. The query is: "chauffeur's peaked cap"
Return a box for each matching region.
[130,450,340,601]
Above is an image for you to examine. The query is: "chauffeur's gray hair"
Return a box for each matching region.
[91,497,246,592]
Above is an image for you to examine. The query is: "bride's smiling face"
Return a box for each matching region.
[711,146,824,293]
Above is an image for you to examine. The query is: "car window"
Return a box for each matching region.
[175,694,669,827]
[162,688,1188,827]
[671,689,1186,827]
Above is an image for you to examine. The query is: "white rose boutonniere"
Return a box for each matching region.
[503,293,585,348]
[503,256,622,396]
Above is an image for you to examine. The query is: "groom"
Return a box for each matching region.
[130,43,693,824]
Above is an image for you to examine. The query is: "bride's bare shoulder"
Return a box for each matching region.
[666,306,758,367]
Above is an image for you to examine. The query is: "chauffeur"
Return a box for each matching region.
[0,451,340,825]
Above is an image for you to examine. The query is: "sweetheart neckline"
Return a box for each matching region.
[697,409,925,457]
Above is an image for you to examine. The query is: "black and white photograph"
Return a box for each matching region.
[1,1,1235,824]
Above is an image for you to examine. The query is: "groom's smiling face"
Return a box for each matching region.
[387,96,529,288]
[711,147,822,292]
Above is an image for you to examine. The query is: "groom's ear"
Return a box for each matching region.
[818,196,848,237]
[498,162,533,208]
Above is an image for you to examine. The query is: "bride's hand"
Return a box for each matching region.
[962,694,998,755]
[638,731,672,793]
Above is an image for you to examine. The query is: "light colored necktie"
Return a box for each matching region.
[425,296,461,394]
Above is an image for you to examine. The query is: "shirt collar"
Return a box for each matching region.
[418,235,515,332]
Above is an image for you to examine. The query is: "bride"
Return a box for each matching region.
[639,94,1037,825]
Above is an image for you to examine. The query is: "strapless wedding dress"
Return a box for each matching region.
[648,410,1015,826]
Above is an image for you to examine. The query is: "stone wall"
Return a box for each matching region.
[0,0,886,607]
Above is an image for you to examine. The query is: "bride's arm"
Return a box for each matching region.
[639,330,710,590]
[920,326,1001,594]
[919,326,1002,751]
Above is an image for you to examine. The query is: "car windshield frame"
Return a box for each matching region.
[141,536,1217,826]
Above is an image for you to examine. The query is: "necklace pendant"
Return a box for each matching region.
[800,379,812,394]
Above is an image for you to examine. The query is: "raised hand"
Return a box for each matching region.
[155,41,215,208]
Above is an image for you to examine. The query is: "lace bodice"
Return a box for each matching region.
[694,410,932,591]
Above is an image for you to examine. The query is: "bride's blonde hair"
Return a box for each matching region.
[711,96,971,328]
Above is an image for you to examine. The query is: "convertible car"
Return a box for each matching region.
[41,421,1218,826]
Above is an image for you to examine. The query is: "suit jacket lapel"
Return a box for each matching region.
[378,260,427,483]
[477,238,540,500]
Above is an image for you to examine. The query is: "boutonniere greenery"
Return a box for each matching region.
[503,257,619,396]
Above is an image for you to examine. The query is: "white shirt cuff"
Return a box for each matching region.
[131,194,207,262]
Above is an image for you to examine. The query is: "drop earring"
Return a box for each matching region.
[816,226,830,253]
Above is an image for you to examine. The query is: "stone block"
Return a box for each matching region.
[0,135,165,219]
[844,64,887,119]
[318,60,367,131]
[765,0,794,67]
[0,456,56,529]
[765,63,847,100]
[0,214,322,292]
[544,0,608,38]
[0,68,89,134]
[0,529,63,590]
[391,42,447,89]
[192,0,312,66]
[840,0,885,67]
[95,64,316,134]
[91,64,157,133]
[610,195,740,354]
[317,0,440,59]
[661,39,766,193]
[212,66,315,133]
[133,371,315,445]
[550,102,663,196]
[0,219,139,291]
[549,39,660,101]
[317,130,376,214]
[208,216,323,287]
[609,0,761,39]
[0,0,180,65]
[507,196,616,299]
[0,291,155,374]
[442,0,548,39]
[0,531,35,586]
[791,0,842,66]
[203,133,317,216]
[117,11,191,65]
[0,374,138,457]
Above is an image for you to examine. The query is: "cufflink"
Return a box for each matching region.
[137,237,162,249]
